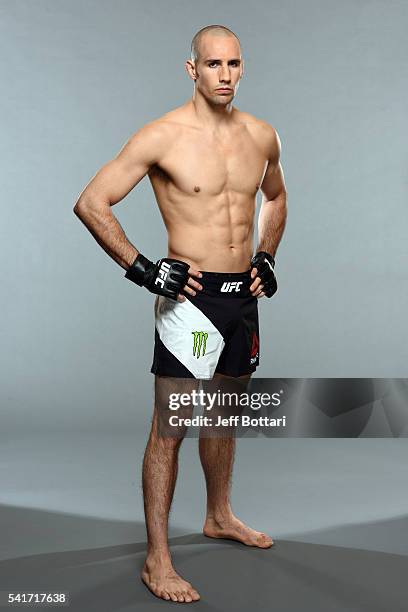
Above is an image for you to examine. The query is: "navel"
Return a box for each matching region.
[194,185,201,193]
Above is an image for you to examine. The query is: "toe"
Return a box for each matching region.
[259,533,273,546]
[150,583,159,595]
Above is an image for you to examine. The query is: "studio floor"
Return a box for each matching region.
[1,434,407,611]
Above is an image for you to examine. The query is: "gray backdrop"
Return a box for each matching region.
[2,0,407,433]
[1,5,408,609]
[1,0,407,432]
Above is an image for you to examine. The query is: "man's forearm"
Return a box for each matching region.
[256,191,287,258]
[73,198,138,269]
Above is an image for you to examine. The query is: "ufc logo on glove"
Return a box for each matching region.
[155,261,171,288]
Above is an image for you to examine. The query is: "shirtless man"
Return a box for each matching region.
[74,24,287,604]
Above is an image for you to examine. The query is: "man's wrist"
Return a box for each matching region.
[124,254,190,300]
[251,250,278,298]
[124,253,154,286]
[253,250,275,268]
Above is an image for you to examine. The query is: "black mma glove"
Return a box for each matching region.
[250,251,278,298]
[124,253,190,301]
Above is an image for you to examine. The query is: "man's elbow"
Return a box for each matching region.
[73,196,93,220]
[273,189,287,209]
[73,198,83,217]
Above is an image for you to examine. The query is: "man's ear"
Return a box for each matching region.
[185,60,197,81]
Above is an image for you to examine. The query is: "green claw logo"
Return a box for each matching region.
[192,331,208,358]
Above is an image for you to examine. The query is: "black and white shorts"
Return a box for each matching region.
[150,270,260,379]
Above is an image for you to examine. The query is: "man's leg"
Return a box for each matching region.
[199,372,273,548]
[141,375,200,603]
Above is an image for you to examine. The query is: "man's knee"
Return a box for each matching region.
[153,375,199,441]
[149,426,185,450]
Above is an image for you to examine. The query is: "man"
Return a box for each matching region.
[74,24,287,604]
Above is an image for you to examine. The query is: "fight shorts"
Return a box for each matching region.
[150,270,260,379]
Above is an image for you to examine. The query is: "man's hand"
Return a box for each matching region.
[249,251,278,299]
[125,253,202,302]
[176,265,203,302]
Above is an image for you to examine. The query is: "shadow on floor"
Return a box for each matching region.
[0,504,407,611]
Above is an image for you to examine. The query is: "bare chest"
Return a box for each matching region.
[151,127,268,198]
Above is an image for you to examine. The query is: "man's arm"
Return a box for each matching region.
[249,126,287,298]
[73,122,169,270]
[256,127,287,258]
[74,122,203,302]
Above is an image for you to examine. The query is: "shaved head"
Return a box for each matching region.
[190,25,241,63]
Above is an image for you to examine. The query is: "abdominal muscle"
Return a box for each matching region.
[168,237,253,273]
[163,195,256,273]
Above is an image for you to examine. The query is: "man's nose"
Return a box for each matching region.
[219,65,231,82]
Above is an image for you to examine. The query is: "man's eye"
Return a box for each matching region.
[209,62,239,68]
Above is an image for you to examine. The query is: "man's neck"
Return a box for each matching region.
[189,95,236,129]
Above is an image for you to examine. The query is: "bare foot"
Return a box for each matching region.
[141,557,201,603]
[203,514,273,548]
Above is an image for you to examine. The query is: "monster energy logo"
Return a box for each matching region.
[192,331,208,358]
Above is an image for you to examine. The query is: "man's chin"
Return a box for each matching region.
[212,94,234,105]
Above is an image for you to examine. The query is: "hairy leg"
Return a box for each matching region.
[199,373,249,518]
[199,373,273,548]
[141,375,200,603]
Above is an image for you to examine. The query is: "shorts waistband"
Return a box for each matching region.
[192,269,253,298]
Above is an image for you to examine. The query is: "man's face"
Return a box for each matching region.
[193,35,243,105]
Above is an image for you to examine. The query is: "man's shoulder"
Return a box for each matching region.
[236,110,277,137]
[135,113,183,140]
[145,105,193,134]
[124,106,196,164]
[236,110,280,157]
[126,110,186,159]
